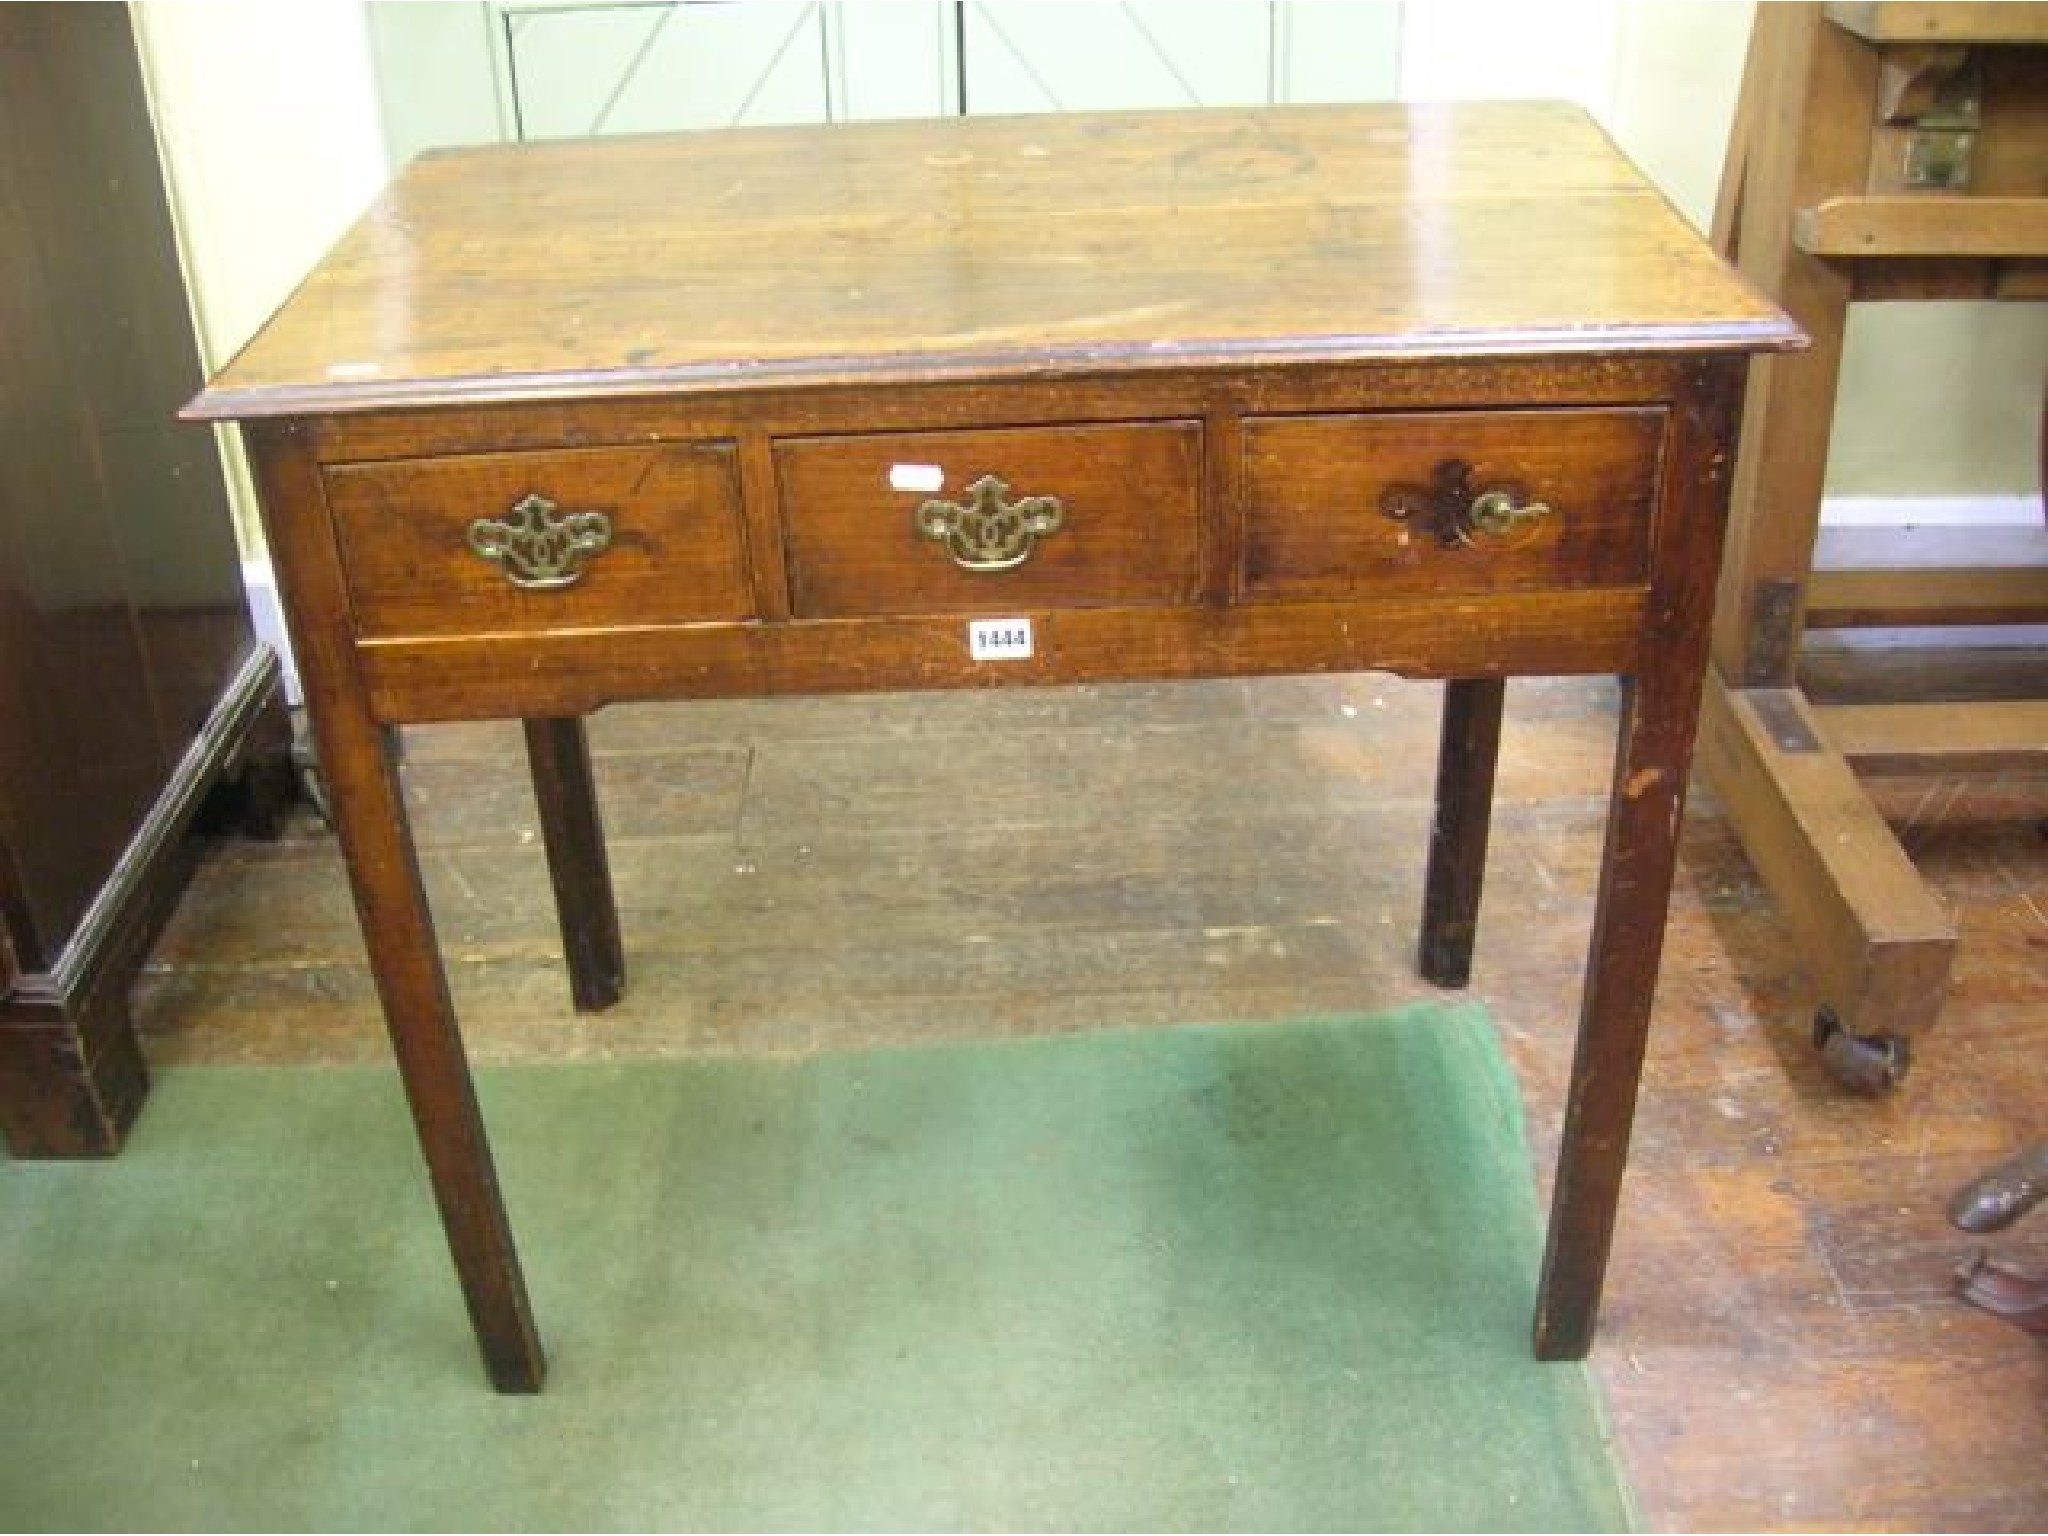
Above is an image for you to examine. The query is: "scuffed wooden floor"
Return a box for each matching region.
[133,674,2048,1531]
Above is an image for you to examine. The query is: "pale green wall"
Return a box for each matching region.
[1608,1,2043,501]
[1834,303,2045,498]
[133,0,389,552]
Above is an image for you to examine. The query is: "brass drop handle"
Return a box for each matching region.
[1379,459,1553,549]
[467,493,613,589]
[1466,487,1553,541]
[914,474,1063,572]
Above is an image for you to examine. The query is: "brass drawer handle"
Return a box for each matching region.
[914,474,1064,572]
[467,493,613,589]
[1380,459,1553,549]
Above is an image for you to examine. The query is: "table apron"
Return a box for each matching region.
[353,590,1650,724]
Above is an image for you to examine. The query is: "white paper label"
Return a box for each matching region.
[968,617,1034,661]
[888,462,946,493]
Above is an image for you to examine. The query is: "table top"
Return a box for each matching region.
[189,101,1798,422]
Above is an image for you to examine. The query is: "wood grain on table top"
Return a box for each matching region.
[188,101,1800,420]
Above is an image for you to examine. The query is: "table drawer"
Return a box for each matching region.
[775,422,1203,619]
[324,443,753,639]
[1240,408,1666,601]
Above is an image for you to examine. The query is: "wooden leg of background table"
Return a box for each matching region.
[1418,677,1505,988]
[523,717,624,1014]
[1696,676,1955,1050]
[1533,674,1695,1360]
[322,712,546,1393]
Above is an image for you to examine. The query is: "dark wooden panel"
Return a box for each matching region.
[1240,407,1666,601]
[775,422,1202,618]
[0,7,252,761]
[0,5,254,965]
[0,6,281,1154]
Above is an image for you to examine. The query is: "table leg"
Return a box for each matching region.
[1530,354,1748,1359]
[1532,673,1696,1361]
[322,709,546,1393]
[523,717,625,1013]
[1418,677,1505,988]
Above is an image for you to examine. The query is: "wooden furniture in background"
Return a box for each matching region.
[189,103,1797,1390]
[1702,1,2048,1091]
[0,7,290,1157]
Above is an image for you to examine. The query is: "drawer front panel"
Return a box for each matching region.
[775,422,1203,619]
[325,443,752,639]
[1240,408,1666,601]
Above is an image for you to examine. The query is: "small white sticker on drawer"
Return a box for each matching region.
[889,462,946,493]
[969,617,1034,661]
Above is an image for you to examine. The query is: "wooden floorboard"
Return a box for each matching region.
[118,673,2048,1530]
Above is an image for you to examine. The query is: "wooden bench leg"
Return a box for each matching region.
[1419,677,1505,988]
[1696,676,1955,1061]
[523,717,625,1014]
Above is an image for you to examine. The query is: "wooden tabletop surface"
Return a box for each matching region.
[189,101,1800,420]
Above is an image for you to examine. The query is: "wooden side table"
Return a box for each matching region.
[190,103,1799,1390]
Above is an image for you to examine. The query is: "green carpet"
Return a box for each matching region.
[0,1004,1633,1532]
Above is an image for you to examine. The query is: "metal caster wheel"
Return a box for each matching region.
[1813,1008,1911,1094]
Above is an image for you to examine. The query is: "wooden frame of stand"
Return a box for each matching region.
[1701,1,2048,1090]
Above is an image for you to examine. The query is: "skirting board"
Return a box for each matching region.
[1818,494,2041,528]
